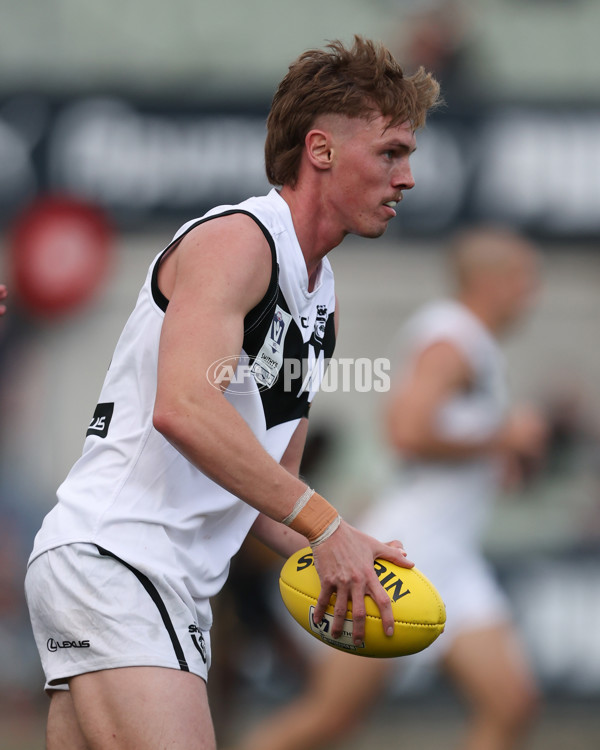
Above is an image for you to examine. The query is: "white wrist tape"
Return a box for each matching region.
[281,487,315,527]
[310,514,342,547]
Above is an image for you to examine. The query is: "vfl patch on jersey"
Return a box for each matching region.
[251,305,292,388]
[86,402,114,438]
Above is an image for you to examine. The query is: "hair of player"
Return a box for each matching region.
[264,35,442,188]
[447,225,540,293]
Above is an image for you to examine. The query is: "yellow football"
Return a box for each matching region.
[279,547,446,658]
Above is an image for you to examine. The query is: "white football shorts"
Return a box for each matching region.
[25,543,211,691]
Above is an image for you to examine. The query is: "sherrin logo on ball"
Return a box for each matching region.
[279,548,446,658]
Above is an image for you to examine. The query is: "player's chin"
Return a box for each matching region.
[356,223,388,239]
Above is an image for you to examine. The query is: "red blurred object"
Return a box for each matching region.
[9,195,114,318]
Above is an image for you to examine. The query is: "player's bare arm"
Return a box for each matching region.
[250,514,307,560]
[497,405,548,461]
[279,416,309,478]
[387,339,546,462]
[154,214,309,516]
[387,339,494,460]
[251,418,310,558]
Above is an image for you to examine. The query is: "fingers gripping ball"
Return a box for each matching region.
[279,548,446,658]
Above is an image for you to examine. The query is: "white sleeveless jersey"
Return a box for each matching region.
[364,299,508,546]
[28,189,336,629]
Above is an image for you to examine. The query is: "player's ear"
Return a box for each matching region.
[305,129,334,171]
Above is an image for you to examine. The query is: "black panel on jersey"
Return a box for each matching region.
[246,294,336,430]
[150,210,279,332]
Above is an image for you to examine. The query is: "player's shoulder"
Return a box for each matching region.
[174,211,274,273]
[406,299,467,340]
[160,200,277,303]
[172,191,281,243]
[401,300,479,369]
[179,210,266,244]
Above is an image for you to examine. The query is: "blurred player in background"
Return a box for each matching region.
[0,284,7,315]
[24,37,440,750]
[234,226,547,750]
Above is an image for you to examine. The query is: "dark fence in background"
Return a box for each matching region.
[1,93,600,240]
[498,547,600,697]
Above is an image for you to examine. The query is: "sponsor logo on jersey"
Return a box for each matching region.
[251,305,293,388]
[86,402,114,438]
[47,637,91,652]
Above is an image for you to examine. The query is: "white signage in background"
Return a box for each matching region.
[1,94,600,236]
[47,98,270,212]
[508,558,600,693]
[475,109,600,233]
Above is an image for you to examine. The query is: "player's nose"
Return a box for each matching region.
[392,162,415,191]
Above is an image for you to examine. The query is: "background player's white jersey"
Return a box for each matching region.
[363,299,509,546]
[28,189,336,630]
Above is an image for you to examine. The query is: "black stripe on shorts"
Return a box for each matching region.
[95,545,190,672]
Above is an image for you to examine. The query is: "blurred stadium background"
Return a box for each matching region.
[0,1,599,747]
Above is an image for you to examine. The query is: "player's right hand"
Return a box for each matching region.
[311,520,413,645]
[500,405,548,459]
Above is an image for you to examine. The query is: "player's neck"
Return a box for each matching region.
[279,185,344,290]
[457,294,504,337]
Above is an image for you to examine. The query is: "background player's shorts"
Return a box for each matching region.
[357,494,512,666]
[25,543,211,691]
[407,541,512,663]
